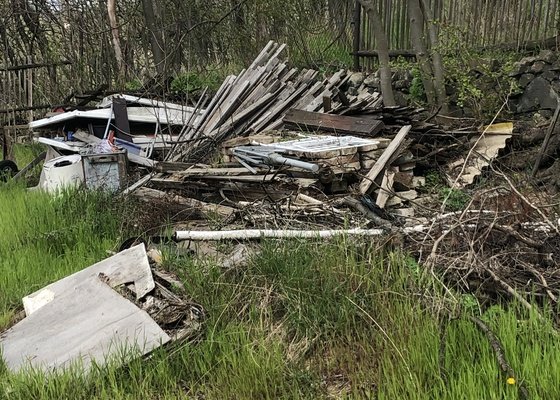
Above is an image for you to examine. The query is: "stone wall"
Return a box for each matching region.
[345,50,560,119]
[510,50,560,118]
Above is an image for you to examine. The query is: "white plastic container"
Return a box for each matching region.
[39,155,84,193]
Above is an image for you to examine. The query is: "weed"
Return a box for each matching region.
[1,148,559,399]
[409,68,426,103]
[171,70,223,95]
[124,79,143,92]
[440,187,470,211]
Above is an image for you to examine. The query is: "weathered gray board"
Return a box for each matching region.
[1,277,170,373]
[22,244,154,315]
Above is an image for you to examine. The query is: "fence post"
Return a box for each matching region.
[2,126,14,162]
[352,1,362,71]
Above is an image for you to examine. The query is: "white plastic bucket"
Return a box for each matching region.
[40,155,84,193]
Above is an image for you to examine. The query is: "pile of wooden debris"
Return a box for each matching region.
[19,40,560,323]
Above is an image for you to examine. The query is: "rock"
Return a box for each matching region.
[394,91,408,107]
[518,73,535,88]
[552,80,560,92]
[531,61,546,74]
[519,56,537,66]
[517,77,558,113]
[511,62,529,76]
[488,59,501,72]
[542,70,559,82]
[347,72,365,88]
[363,75,380,88]
[394,80,409,90]
[404,70,413,81]
[539,109,553,118]
[537,50,558,64]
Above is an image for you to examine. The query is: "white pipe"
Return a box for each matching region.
[173,228,385,241]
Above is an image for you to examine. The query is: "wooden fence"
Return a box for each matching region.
[354,0,560,69]
[0,60,71,134]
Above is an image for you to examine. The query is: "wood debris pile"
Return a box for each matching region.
[165,41,382,164]
[19,42,560,316]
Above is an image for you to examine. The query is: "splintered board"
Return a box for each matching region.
[284,109,385,136]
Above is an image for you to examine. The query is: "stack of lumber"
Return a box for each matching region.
[166,41,381,163]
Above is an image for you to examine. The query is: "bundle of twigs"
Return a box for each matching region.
[409,196,560,312]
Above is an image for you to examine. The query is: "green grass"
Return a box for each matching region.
[0,183,129,330]
[0,166,559,398]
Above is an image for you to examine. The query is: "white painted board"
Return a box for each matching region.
[1,277,170,373]
[22,244,154,315]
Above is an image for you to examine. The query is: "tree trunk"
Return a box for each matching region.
[141,0,165,76]
[107,0,125,83]
[357,0,396,106]
[419,0,448,113]
[407,0,436,105]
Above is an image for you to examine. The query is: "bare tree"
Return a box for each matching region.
[141,0,165,75]
[357,0,396,106]
[407,0,436,105]
[419,0,447,112]
[107,0,125,82]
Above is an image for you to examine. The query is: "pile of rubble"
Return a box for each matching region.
[511,50,560,117]
[4,41,560,373]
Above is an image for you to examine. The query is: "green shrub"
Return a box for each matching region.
[440,187,470,211]
[171,70,223,95]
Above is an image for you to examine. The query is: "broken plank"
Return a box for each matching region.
[1,277,169,373]
[376,168,396,209]
[22,244,154,315]
[359,125,411,195]
[284,108,384,136]
[134,187,236,218]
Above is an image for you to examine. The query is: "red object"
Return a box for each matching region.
[108,130,115,145]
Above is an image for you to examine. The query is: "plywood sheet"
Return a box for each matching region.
[1,278,170,373]
[23,244,154,315]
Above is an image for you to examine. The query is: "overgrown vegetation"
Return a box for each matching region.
[436,26,521,119]
[423,170,471,211]
[0,178,559,398]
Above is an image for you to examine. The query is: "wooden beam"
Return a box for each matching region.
[0,60,71,72]
[284,109,384,136]
[352,2,362,70]
[376,168,396,208]
[353,50,416,59]
[359,125,411,194]
[0,104,51,114]
[532,102,560,177]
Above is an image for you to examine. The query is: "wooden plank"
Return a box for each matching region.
[1,277,169,373]
[12,151,46,181]
[376,168,396,208]
[172,167,260,176]
[359,125,411,194]
[284,109,384,136]
[134,187,235,218]
[22,244,154,315]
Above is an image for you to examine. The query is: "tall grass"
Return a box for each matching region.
[0,183,128,330]
[1,177,559,398]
